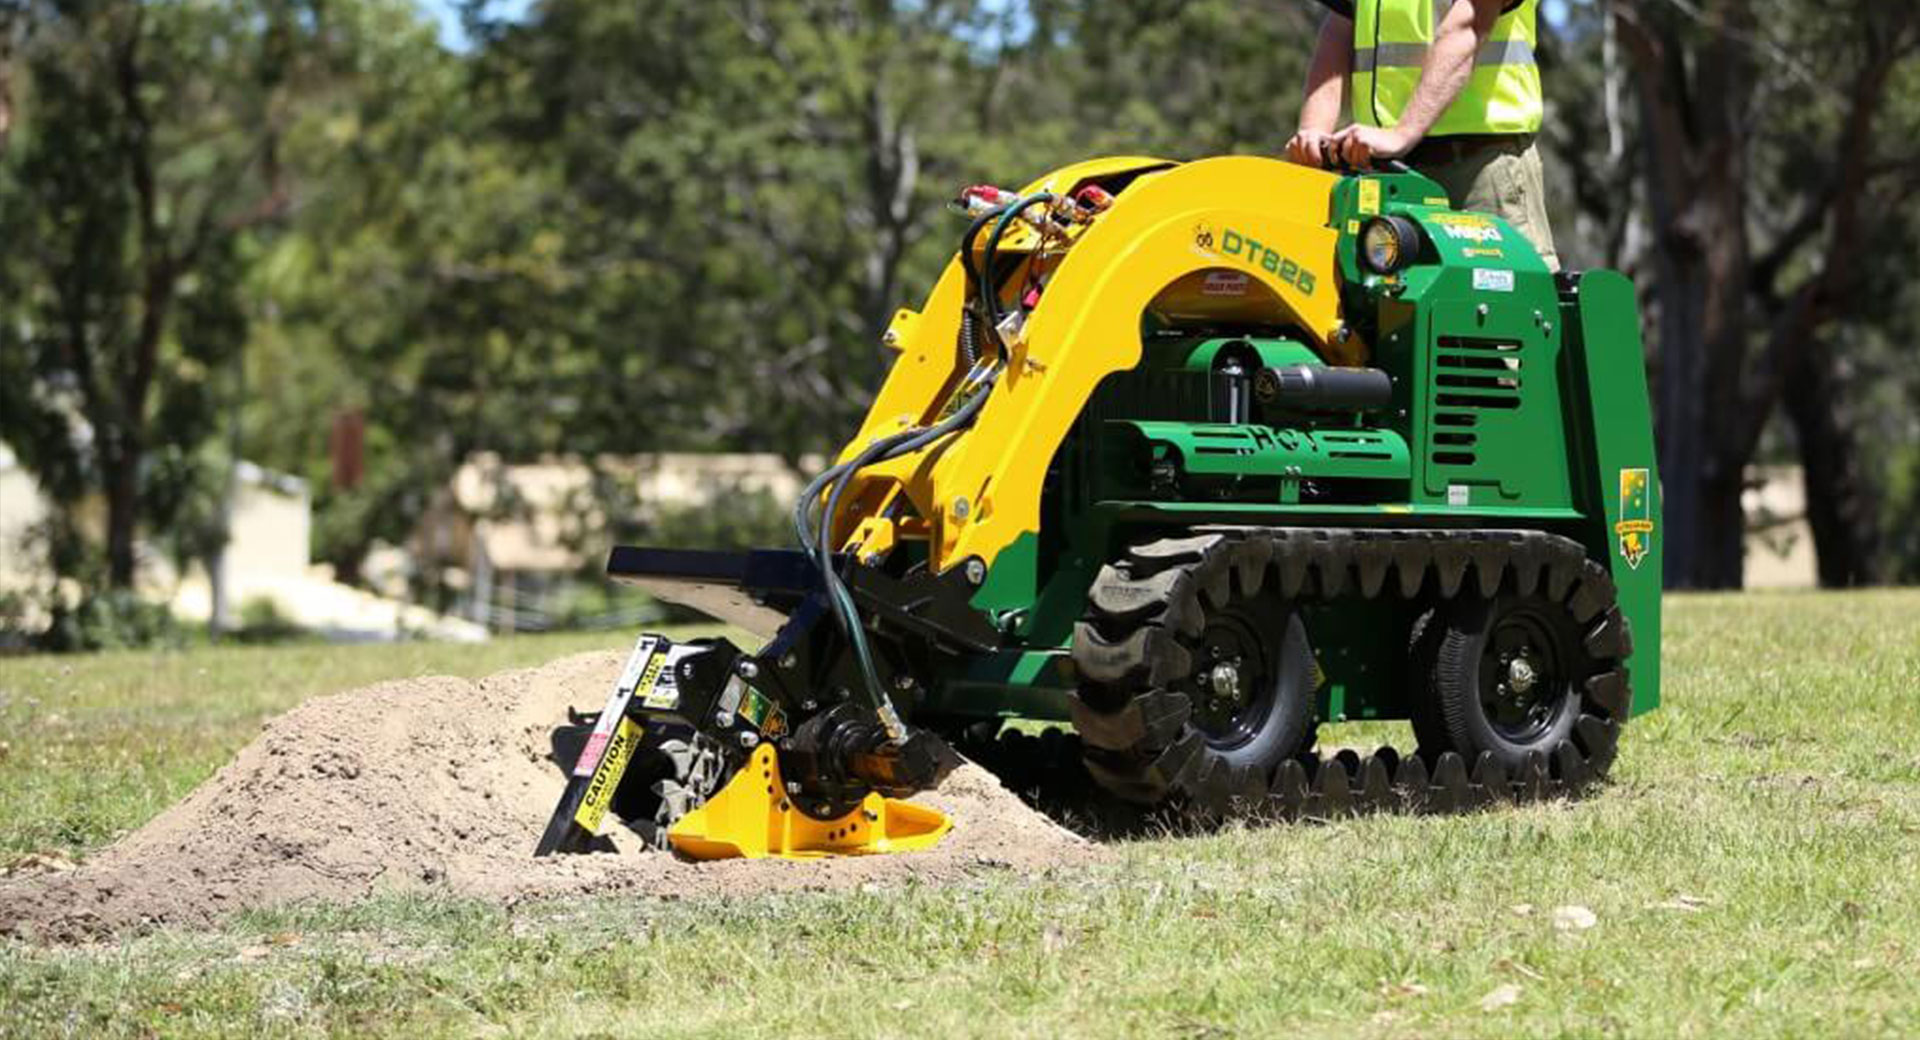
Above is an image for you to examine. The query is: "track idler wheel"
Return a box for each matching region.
[1422,567,1630,793]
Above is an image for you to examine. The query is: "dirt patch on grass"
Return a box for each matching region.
[0,652,1098,942]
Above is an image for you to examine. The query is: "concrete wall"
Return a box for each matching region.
[1743,465,1818,590]
[226,461,310,581]
[0,451,310,592]
[0,447,50,592]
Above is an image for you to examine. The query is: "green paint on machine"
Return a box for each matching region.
[929,171,1659,737]
[572,158,1665,853]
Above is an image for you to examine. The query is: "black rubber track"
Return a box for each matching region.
[1066,527,1633,823]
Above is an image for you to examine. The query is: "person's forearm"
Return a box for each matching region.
[1392,1,1492,141]
[1299,14,1353,133]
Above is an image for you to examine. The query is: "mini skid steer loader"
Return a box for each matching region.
[537,154,1661,861]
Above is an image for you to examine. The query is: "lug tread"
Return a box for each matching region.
[1063,526,1634,829]
[1127,534,1226,576]
[1086,565,1201,636]
[1314,759,1354,818]
[1584,607,1632,660]
[1271,759,1311,820]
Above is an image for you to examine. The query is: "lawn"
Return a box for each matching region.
[3,591,1919,1038]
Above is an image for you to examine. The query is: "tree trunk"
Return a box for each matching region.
[1618,0,1760,590]
[0,27,14,155]
[334,550,365,589]
[859,80,920,391]
[1650,235,1705,589]
[1698,467,1747,589]
[1784,339,1882,587]
[0,6,19,156]
[104,445,141,589]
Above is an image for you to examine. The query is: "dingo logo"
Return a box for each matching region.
[1616,468,1654,570]
[1431,212,1504,246]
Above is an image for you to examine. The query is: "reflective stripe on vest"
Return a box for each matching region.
[1351,0,1543,137]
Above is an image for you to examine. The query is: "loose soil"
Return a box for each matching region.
[0,652,1097,942]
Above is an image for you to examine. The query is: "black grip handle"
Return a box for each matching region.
[1255,364,1396,412]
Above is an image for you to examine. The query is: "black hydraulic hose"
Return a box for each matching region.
[795,375,999,737]
[815,375,995,564]
[819,387,995,611]
[958,206,1002,291]
[979,193,1054,348]
[795,201,1011,557]
[786,201,1027,739]
[794,454,888,574]
[956,206,1007,367]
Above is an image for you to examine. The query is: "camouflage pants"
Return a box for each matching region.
[1418,138,1560,271]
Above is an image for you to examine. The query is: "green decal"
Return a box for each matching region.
[738,688,786,736]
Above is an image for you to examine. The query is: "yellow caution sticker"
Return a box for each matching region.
[636,651,676,710]
[1358,180,1381,216]
[574,716,643,835]
[573,636,661,779]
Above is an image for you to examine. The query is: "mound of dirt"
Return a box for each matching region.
[0,651,1098,942]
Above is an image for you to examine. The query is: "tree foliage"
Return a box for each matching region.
[0,0,392,592]
[3,0,1919,633]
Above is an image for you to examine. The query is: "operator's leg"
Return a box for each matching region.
[1423,140,1561,272]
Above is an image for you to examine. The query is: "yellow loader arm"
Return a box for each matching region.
[833,156,1351,577]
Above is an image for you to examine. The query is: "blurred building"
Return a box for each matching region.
[0,443,1829,644]
[0,444,483,642]
[169,463,485,642]
[0,444,51,595]
[1742,465,1818,589]
[415,452,815,631]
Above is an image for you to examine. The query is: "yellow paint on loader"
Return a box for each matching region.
[668,745,951,860]
[831,156,1348,578]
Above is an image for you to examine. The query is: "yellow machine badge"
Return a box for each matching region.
[1616,468,1654,570]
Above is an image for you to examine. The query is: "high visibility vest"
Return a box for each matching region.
[1350,0,1543,136]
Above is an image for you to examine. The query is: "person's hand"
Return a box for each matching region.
[1285,129,1339,169]
[1330,124,1416,168]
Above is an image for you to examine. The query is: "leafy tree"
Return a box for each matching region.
[0,0,327,590]
[265,0,1330,587]
[238,0,512,583]
[10,0,1919,619]
[1611,0,1920,587]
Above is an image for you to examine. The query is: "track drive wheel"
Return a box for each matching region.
[1427,583,1630,784]
[1070,537,1316,816]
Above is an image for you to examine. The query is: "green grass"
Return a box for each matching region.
[4,592,1920,1038]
